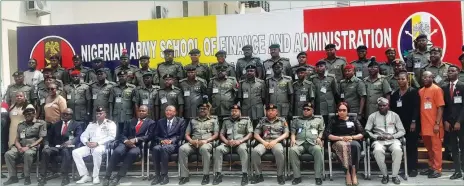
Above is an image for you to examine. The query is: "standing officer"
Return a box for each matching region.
[3,105,47,185]
[210,50,236,78]
[266,61,294,120]
[421,47,450,86]
[114,51,139,83]
[380,48,397,76]
[103,105,154,186]
[63,70,92,123]
[38,109,84,186]
[48,54,69,84]
[290,103,324,185]
[67,55,91,83]
[251,104,289,185]
[263,44,292,79]
[293,67,315,116]
[179,103,219,185]
[134,72,160,119]
[90,69,116,120]
[406,34,431,82]
[236,45,263,80]
[5,71,34,106]
[350,45,370,79]
[155,74,184,120]
[179,66,208,122]
[319,44,347,82]
[133,55,159,87]
[109,71,136,124]
[310,61,339,124]
[291,52,315,81]
[87,57,113,83]
[209,65,239,120]
[364,60,392,122]
[387,60,420,91]
[184,49,210,82]
[339,64,366,118]
[157,49,184,88]
[238,65,266,128]
[212,105,253,186]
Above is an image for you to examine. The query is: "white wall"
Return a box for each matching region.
[269,1,424,11]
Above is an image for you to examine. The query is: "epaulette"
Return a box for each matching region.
[108,81,117,86]
[326,74,336,78]
[292,116,301,120]
[350,60,358,64]
[129,64,138,69]
[179,78,187,83]
[127,83,136,88]
[35,119,47,125]
[282,75,292,80]
[227,76,237,81]
[336,56,347,61]
[172,86,181,91]
[196,77,207,84]
[153,85,161,89]
[240,116,250,120]
[280,57,290,61]
[174,61,183,66]
[314,115,323,119]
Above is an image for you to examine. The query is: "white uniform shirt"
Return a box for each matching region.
[80,119,117,146]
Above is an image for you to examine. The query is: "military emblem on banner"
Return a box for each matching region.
[30,36,76,70]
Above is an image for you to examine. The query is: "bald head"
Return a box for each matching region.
[422,71,434,87]
[64,108,73,115]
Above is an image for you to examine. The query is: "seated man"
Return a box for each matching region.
[38,108,84,186]
[290,103,324,185]
[3,105,47,185]
[251,104,289,185]
[212,104,253,186]
[72,107,117,184]
[178,102,219,185]
[365,97,405,185]
[103,105,154,186]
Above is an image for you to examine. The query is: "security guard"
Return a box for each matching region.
[5,71,34,106]
[155,74,184,120]
[236,45,263,80]
[350,45,370,79]
[109,71,136,124]
[48,54,70,84]
[157,49,184,89]
[134,72,160,119]
[212,105,253,186]
[405,34,431,82]
[364,60,392,120]
[210,50,236,78]
[293,67,315,116]
[179,103,219,185]
[179,66,208,121]
[263,44,293,79]
[209,65,239,119]
[339,64,367,117]
[319,44,347,82]
[184,49,211,82]
[67,55,91,83]
[239,65,266,128]
[133,55,159,87]
[251,104,289,185]
[63,70,92,122]
[380,48,397,76]
[266,61,294,119]
[421,46,450,86]
[3,105,47,185]
[90,69,116,120]
[87,57,114,83]
[290,103,324,185]
[387,59,420,91]
[291,52,315,81]
[114,51,139,83]
[310,60,339,124]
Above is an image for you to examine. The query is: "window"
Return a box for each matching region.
[224,3,228,14]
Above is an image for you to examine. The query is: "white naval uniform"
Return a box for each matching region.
[72,119,117,177]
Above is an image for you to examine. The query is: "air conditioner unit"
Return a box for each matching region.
[26,0,51,16]
[154,6,168,19]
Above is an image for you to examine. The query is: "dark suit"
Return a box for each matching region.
[442,81,464,173]
[40,120,83,176]
[106,118,154,177]
[151,117,185,176]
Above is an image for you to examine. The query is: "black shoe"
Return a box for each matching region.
[392,177,401,185]
[47,172,61,181]
[409,170,418,177]
[110,177,121,186]
[201,175,210,185]
[103,178,110,186]
[212,173,223,185]
[178,177,189,185]
[151,175,161,185]
[24,176,31,185]
[241,174,248,186]
[292,177,302,185]
[420,168,433,176]
[381,175,389,184]
[160,175,169,185]
[1,173,7,178]
[61,176,70,186]
[3,176,19,185]
[277,175,285,185]
[450,172,462,180]
[316,178,323,185]
[251,175,264,184]
[427,171,441,178]
[38,176,47,186]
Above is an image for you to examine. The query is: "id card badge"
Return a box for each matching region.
[356,71,363,78]
[396,100,403,107]
[299,95,306,102]
[227,128,233,134]
[340,93,345,99]
[40,98,45,104]
[434,75,442,83]
[424,101,432,109]
[311,129,318,135]
[266,69,272,75]
[67,94,72,99]
[346,122,354,128]
[243,92,249,98]
[55,145,61,148]
[20,131,26,139]
[69,135,74,140]
[295,74,298,79]
[183,91,191,97]
[242,69,246,75]
[115,97,122,103]
[320,87,327,93]
[161,97,168,104]
[11,111,18,116]
[212,88,219,94]
[414,62,421,68]
[92,94,97,100]
[454,96,462,103]
[269,88,275,94]
[142,99,149,105]
[297,128,302,134]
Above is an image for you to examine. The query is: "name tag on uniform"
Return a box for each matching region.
[55,145,61,148]
[340,93,345,99]
[295,74,298,79]
[142,99,149,105]
[434,75,442,83]
[356,71,362,77]
[67,94,72,99]
[20,132,25,139]
[242,69,246,75]
[320,87,327,93]
[227,128,232,134]
[311,129,318,134]
[243,92,249,98]
[93,94,97,100]
[184,91,190,97]
[298,128,302,133]
[346,122,354,128]
[454,96,462,103]
[11,111,18,116]
[161,97,168,104]
[414,62,421,68]
[299,95,306,102]
[40,98,45,104]
[266,69,272,75]
[269,88,275,94]
[424,101,432,109]
[116,97,122,103]
[213,88,219,94]
[397,100,402,107]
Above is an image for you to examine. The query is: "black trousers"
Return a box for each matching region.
[405,130,419,171]
[447,129,464,173]
[152,144,176,176]
[40,147,72,176]
[105,144,141,177]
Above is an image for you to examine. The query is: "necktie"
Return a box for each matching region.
[135,120,143,133]
[450,83,455,98]
[62,121,68,136]
[168,120,171,130]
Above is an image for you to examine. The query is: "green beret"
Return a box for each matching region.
[189,49,201,55]
[215,50,227,57]
[269,44,280,49]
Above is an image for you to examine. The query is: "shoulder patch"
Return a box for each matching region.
[240,116,250,119]
[350,60,357,64]
[179,78,187,83]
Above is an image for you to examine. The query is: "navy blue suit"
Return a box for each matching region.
[106,118,154,177]
[151,117,185,176]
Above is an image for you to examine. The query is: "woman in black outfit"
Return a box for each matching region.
[390,71,420,177]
